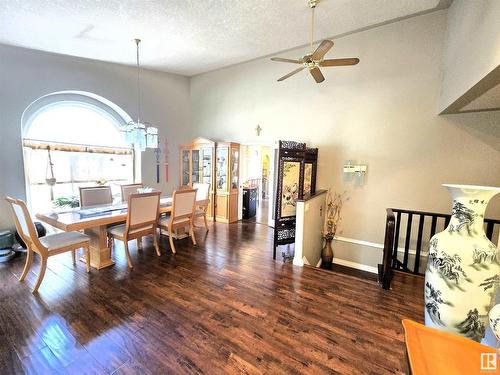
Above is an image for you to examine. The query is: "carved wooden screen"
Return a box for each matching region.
[273,140,306,259]
[303,148,318,198]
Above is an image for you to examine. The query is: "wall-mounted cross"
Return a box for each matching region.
[255,124,262,136]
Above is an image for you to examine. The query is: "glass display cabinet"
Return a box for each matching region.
[214,142,240,223]
[216,147,228,191]
[179,138,239,223]
[179,138,216,219]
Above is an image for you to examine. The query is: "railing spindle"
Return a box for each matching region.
[403,213,413,271]
[380,209,395,290]
[444,216,450,229]
[392,211,401,269]
[414,214,424,274]
[486,221,494,241]
[430,216,437,239]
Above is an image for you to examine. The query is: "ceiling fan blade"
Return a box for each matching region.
[271,57,303,64]
[309,67,325,83]
[277,67,305,81]
[320,58,360,67]
[312,40,334,61]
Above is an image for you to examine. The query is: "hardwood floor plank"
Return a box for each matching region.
[20,346,66,374]
[0,222,424,374]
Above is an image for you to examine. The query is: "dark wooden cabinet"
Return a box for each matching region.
[242,187,257,219]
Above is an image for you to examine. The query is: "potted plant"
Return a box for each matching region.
[321,190,346,269]
[53,196,80,210]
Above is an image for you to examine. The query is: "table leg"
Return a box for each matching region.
[81,225,115,269]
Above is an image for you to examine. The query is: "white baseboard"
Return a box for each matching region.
[333,236,428,257]
[332,257,379,274]
[334,236,383,249]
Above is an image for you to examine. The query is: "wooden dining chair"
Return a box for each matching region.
[192,182,210,232]
[120,183,143,203]
[79,186,113,208]
[107,192,161,268]
[158,189,197,254]
[5,196,91,293]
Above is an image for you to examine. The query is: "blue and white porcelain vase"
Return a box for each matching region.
[488,304,500,345]
[424,184,500,343]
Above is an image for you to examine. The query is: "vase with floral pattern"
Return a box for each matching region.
[488,304,500,346]
[424,184,500,344]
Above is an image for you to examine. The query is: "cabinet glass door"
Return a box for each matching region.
[231,148,239,190]
[201,147,212,187]
[192,150,200,184]
[182,150,190,185]
[216,148,228,191]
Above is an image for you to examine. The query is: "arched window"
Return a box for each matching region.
[22,92,138,214]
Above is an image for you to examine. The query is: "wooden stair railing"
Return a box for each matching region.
[378,208,500,290]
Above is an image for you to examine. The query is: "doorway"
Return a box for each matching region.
[239,144,274,226]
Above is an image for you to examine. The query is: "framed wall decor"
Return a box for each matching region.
[304,147,318,198]
[281,161,301,218]
[303,163,313,198]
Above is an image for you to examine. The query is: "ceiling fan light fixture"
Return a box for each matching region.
[308,0,320,9]
[271,0,359,83]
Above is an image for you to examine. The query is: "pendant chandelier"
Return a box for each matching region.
[124,38,158,151]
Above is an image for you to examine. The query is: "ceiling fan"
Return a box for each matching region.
[271,0,359,83]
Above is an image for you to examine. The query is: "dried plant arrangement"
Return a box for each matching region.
[321,190,348,268]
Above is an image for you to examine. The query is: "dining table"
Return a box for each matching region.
[36,197,177,270]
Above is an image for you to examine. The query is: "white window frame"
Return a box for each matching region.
[21,91,140,211]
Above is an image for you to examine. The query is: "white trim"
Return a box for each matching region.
[333,236,429,257]
[334,236,383,249]
[293,200,305,267]
[292,255,305,267]
[21,91,132,136]
[332,257,379,274]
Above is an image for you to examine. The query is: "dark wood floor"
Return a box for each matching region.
[243,198,269,226]
[0,221,424,374]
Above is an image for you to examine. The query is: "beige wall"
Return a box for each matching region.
[190,10,500,268]
[0,44,191,229]
[439,0,500,112]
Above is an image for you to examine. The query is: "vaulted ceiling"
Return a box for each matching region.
[0,0,446,76]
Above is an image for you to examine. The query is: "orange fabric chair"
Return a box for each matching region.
[402,319,498,375]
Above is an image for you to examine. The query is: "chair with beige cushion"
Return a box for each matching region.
[120,183,143,203]
[107,192,161,268]
[158,189,197,254]
[79,186,113,208]
[192,182,210,232]
[5,196,90,293]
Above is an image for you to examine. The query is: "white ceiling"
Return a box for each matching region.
[0,0,445,76]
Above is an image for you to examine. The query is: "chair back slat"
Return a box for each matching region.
[121,183,143,203]
[193,183,210,201]
[172,189,196,220]
[5,196,43,252]
[79,186,113,207]
[127,192,160,228]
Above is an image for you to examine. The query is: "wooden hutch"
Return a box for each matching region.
[179,138,240,223]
